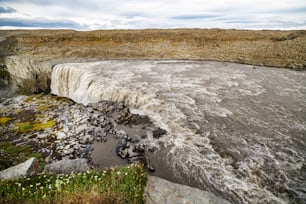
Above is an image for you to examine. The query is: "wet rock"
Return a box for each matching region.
[148,146,157,152]
[147,164,155,173]
[117,102,125,110]
[128,148,141,158]
[0,157,40,180]
[152,128,167,139]
[128,156,144,164]
[44,158,89,174]
[136,143,145,153]
[118,148,128,159]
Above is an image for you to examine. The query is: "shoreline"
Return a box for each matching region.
[0,94,165,172]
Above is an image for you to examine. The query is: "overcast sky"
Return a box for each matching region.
[0,0,305,30]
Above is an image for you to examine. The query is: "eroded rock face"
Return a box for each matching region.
[145,176,231,204]
[0,157,39,180]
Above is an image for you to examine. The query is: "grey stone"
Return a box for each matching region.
[64,144,71,150]
[76,124,87,134]
[82,135,93,144]
[44,158,89,174]
[37,133,48,139]
[0,157,40,180]
[145,176,231,204]
[56,132,66,140]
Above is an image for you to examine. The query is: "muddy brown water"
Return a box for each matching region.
[52,60,306,203]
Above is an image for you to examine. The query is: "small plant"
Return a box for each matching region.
[0,164,147,204]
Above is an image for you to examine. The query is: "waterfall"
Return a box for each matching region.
[51,60,306,204]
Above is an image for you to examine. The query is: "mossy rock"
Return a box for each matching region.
[0,117,12,126]
[14,120,56,133]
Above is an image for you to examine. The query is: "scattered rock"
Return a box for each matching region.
[44,158,89,174]
[0,157,39,180]
[1,95,164,171]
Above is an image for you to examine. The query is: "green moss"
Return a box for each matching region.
[37,104,56,111]
[0,164,147,204]
[0,117,12,126]
[24,93,45,102]
[0,142,42,171]
[53,95,71,102]
[15,120,56,133]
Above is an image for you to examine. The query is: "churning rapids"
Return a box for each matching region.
[51,60,306,204]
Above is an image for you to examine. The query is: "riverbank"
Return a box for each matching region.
[0,93,163,203]
[0,93,231,204]
[0,94,165,169]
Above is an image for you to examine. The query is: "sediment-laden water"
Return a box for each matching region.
[51,60,306,203]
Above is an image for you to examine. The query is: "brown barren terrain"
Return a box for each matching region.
[0,29,305,93]
[1,29,305,69]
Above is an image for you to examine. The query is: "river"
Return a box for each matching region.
[51,60,306,203]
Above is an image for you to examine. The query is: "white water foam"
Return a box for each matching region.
[51,60,306,203]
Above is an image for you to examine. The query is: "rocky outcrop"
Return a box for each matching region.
[145,176,231,204]
[44,158,89,174]
[0,157,39,180]
[1,94,163,171]
[3,56,51,93]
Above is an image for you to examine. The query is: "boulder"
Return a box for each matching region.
[0,157,40,180]
[152,128,166,139]
[44,158,89,174]
[145,176,231,204]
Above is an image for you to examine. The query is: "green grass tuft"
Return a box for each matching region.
[0,164,147,204]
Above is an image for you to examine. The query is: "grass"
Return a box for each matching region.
[0,164,147,204]
[0,142,42,171]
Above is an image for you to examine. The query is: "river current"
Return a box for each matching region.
[51,60,306,203]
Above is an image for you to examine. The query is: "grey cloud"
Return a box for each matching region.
[0,6,16,13]
[0,17,83,29]
[171,14,220,20]
[0,0,305,30]
[0,0,56,4]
